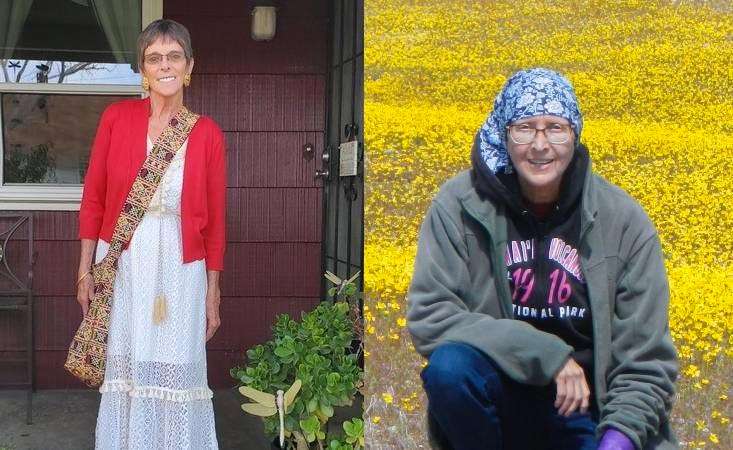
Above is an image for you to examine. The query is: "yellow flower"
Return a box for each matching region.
[382,393,393,404]
[372,416,381,424]
[397,317,407,327]
[683,365,701,378]
[709,434,718,444]
[720,394,728,401]
[401,397,416,412]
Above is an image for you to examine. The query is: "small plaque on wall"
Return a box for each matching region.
[339,141,358,177]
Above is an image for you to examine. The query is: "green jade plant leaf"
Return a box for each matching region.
[342,418,364,447]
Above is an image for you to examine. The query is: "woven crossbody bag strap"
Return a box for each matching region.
[101,107,199,268]
[65,107,199,387]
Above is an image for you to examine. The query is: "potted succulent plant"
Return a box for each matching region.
[231,272,364,450]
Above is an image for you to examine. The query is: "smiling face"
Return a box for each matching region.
[141,36,193,99]
[506,115,575,204]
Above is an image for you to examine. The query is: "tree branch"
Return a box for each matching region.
[15,60,29,83]
[58,61,65,83]
[55,62,97,83]
[0,60,9,82]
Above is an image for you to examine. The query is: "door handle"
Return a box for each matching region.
[315,146,330,179]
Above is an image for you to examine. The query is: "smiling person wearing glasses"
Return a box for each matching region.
[73,19,225,449]
[407,68,678,450]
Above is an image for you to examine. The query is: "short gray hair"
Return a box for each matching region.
[137,19,193,70]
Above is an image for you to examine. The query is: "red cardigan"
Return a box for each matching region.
[79,97,226,271]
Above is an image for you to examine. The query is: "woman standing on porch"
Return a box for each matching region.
[75,19,225,449]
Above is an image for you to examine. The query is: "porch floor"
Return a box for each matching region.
[0,389,270,450]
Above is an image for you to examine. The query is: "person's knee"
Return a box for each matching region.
[421,342,500,400]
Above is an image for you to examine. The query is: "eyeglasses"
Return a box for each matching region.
[507,123,572,145]
[143,51,186,66]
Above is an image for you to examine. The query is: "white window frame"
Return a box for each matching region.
[0,0,163,211]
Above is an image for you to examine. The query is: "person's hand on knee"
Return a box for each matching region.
[553,357,590,416]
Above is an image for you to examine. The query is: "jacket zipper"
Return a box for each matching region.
[577,217,605,412]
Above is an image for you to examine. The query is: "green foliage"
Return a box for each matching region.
[231,277,363,449]
[328,282,358,299]
[342,418,365,447]
[322,418,365,450]
[299,415,326,443]
[327,441,353,450]
[4,144,56,183]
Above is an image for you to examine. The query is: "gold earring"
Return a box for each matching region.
[142,76,150,91]
[184,74,191,87]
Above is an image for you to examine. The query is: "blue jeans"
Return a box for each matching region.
[421,342,598,450]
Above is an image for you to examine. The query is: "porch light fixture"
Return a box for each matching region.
[251,5,277,41]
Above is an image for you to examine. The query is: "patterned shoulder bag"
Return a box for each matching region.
[65,107,200,387]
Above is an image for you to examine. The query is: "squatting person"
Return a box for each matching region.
[407,68,678,450]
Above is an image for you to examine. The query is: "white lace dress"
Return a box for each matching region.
[94,137,219,449]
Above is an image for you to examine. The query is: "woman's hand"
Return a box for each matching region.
[77,239,97,317]
[76,269,94,316]
[554,357,590,417]
[205,282,221,342]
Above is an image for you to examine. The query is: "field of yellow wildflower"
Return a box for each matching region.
[363,1,733,448]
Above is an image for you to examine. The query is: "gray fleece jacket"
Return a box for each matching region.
[407,164,679,449]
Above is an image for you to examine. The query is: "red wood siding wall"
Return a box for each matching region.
[0,0,327,389]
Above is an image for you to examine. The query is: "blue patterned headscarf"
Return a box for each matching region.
[478,68,583,174]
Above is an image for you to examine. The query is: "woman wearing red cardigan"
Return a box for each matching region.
[76,20,225,449]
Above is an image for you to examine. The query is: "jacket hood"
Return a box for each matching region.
[470,131,590,224]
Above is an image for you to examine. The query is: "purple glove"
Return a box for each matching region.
[598,428,635,450]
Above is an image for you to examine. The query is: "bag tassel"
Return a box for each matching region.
[153,294,167,324]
